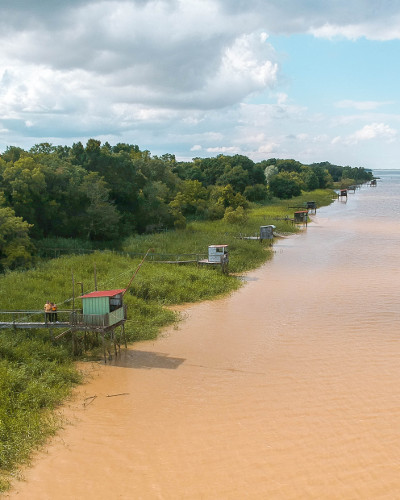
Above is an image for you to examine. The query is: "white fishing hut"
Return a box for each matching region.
[208,244,229,263]
[198,244,229,273]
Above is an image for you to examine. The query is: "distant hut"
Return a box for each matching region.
[306,201,317,213]
[294,210,308,224]
[208,244,229,263]
[260,225,275,240]
[198,245,229,273]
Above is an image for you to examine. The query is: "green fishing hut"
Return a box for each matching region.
[79,288,127,329]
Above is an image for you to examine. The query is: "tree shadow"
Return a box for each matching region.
[109,349,185,370]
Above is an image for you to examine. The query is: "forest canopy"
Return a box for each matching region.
[0,141,372,271]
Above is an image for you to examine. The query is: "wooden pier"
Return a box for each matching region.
[0,302,128,362]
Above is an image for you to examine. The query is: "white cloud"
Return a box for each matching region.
[258,142,278,154]
[1,0,400,169]
[348,123,397,143]
[309,20,400,41]
[206,146,240,154]
[335,100,392,111]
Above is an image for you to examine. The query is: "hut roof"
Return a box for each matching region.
[80,289,126,299]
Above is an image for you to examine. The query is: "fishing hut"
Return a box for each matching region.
[294,210,308,226]
[78,289,126,328]
[260,225,276,240]
[198,245,229,273]
[370,179,377,186]
[306,201,317,214]
[0,250,153,362]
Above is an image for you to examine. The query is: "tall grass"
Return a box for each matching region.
[0,189,335,490]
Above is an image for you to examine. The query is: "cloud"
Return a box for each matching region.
[206,146,240,154]
[335,100,392,111]
[1,0,400,170]
[309,20,400,41]
[347,123,397,143]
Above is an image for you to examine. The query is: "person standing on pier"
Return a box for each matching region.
[51,302,58,322]
[44,301,52,323]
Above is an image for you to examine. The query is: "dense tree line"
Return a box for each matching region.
[0,140,372,270]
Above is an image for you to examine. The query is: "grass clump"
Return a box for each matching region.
[0,332,81,489]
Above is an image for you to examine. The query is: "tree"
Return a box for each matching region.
[269,172,303,199]
[0,195,33,271]
[169,180,208,219]
[209,184,248,210]
[264,164,278,184]
[243,184,270,202]
[276,159,303,173]
[223,206,248,225]
[301,166,319,191]
[217,165,250,193]
[1,156,47,237]
[79,172,121,240]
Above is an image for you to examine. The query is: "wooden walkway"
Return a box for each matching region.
[0,321,70,329]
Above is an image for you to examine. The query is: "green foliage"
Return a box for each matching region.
[79,172,121,240]
[1,141,371,248]
[0,195,33,271]
[243,184,270,202]
[269,171,303,199]
[169,180,208,219]
[223,206,248,225]
[0,332,80,488]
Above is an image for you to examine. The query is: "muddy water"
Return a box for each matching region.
[9,172,400,499]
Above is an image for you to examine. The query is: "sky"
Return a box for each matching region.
[1,0,400,169]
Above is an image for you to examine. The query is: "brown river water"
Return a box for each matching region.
[8,171,400,499]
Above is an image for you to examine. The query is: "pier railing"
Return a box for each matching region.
[0,305,127,329]
[0,309,73,325]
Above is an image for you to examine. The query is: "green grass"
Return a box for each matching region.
[0,189,335,490]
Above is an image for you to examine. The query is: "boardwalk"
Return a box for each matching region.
[0,307,126,331]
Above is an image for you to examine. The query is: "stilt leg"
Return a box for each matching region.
[123,323,127,349]
[102,333,106,363]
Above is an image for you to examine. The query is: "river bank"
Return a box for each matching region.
[0,190,335,491]
[7,178,400,499]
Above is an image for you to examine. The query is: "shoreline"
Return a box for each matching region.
[0,189,337,494]
[5,226,306,497]
[8,184,400,498]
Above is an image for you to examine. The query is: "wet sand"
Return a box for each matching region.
[8,187,400,499]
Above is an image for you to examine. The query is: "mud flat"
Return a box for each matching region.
[7,181,400,499]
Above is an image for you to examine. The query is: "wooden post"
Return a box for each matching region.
[72,272,75,314]
[113,330,118,356]
[122,323,127,349]
[102,333,107,363]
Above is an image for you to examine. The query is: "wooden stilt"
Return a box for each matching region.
[122,323,127,348]
[102,333,106,363]
[113,330,118,356]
